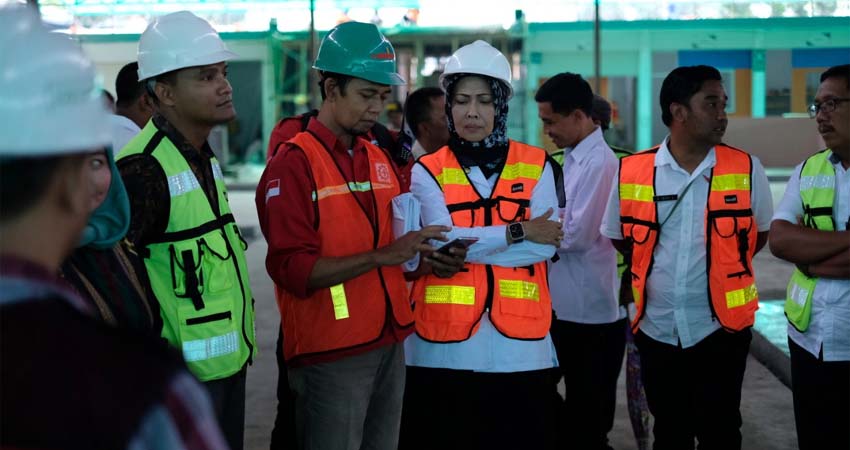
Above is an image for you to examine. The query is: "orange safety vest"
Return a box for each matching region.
[619,144,759,332]
[275,131,413,361]
[413,140,552,342]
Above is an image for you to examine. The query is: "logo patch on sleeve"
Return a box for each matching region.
[511,183,524,193]
[375,162,391,183]
[265,179,281,204]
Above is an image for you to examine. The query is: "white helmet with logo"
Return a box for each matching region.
[440,40,513,99]
[137,11,237,81]
[0,6,111,156]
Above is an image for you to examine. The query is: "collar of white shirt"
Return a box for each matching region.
[564,126,605,163]
[412,140,428,160]
[655,135,717,177]
[110,114,141,133]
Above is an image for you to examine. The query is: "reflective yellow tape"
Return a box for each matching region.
[311,181,375,201]
[498,280,540,301]
[501,162,542,181]
[435,168,470,187]
[726,283,758,309]
[330,284,350,320]
[424,285,475,305]
[711,174,750,192]
[620,183,654,202]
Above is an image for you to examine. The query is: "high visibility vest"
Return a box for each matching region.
[413,140,552,342]
[611,148,633,283]
[117,121,256,381]
[619,144,759,332]
[275,131,413,361]
[785,149,839,332]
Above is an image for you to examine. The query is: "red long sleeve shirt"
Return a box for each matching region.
[256,117,410,367]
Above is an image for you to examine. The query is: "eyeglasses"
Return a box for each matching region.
[808,98,850,118]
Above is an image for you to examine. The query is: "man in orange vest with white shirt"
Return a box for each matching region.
[601,65,773,450]
[255,21,463,450]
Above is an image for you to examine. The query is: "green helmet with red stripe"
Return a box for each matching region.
[313,21,405,86]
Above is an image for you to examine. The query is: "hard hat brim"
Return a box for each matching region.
[313,66,407,87]
[138,49,238,81]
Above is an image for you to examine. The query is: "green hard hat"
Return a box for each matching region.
[313,21,406,86]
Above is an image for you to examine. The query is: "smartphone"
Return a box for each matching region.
[436,237,479,255]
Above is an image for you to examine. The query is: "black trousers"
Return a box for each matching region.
[789,338,850,450]
[398,366,555,450]
[204,365,248,450]
[551,318,627,450]
[270,327,297,450]
[635,328,751,450]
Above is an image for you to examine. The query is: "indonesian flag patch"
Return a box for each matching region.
[265,178,281,203]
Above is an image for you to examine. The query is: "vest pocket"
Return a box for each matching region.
[177,300,239,366]
[200,232,236,294]
[496,279,545,319]
[709,214,754,278]
[420,283,477,322]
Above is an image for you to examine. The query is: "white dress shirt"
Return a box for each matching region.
[404,151,560,372]
[109,114,142,154]
[601,138,773,348]
[773,151,850,362]
[550,127,623,324]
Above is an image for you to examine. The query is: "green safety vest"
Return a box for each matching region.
[117,121,256,381]
[785,149,837,332]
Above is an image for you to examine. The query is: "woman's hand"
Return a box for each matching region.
[424,247,468,278]
[523,208,564,246]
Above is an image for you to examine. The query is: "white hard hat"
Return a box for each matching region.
[137,11,237,81]
[0,6,111,156]
[440,40,513,99]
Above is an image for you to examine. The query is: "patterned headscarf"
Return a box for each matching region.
[443,73,510,178]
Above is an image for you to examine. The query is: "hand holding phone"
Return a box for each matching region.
[435,237,478,255]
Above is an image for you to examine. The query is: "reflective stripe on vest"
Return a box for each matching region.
[167,164,224,197]
[116,121,256,382]
[183,330,239,362]
[274,131,412,361]
[785,149,836,332]
[413,140,553,342]
[425,285,476,305]
[620,145,759,332]
[330,284,350,320]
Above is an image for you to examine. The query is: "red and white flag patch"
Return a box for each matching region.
[265,178,281,203]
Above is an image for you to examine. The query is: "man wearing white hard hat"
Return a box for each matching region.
[0,6,227,449]
[116,11,256,449]
[399,40,563,449]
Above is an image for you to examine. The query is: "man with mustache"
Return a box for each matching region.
[601,65,773,450]
[256,21,460,450]
[769,64,850,450]
[116,11,256,450]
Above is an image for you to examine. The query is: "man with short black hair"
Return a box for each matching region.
[770,63,850,450]
[111,61,153,152]
[117,11,256,450]
[602,65,773,450]
[536,72,624,450]
[404,86,449,159]
[256,21,461,450]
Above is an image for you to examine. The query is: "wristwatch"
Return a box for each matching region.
[508,222,525,243]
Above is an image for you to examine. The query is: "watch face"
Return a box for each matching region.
[509,223,524,239]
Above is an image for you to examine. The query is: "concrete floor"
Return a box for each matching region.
[228,191,799,450]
